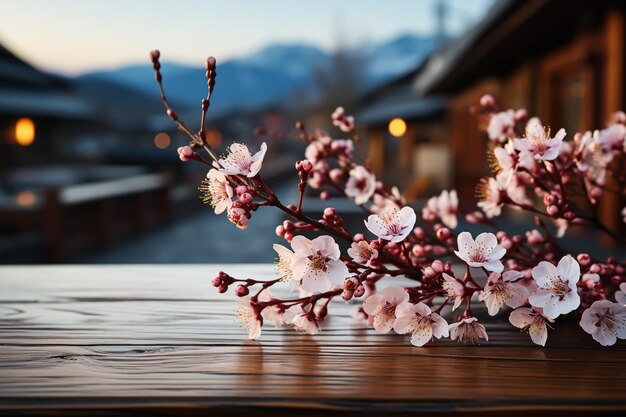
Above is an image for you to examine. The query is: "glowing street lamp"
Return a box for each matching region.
[388,117,407,138]
[15,118,35,146]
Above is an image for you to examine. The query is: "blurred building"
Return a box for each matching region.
[357,68,448,199]
[358,0,624,237]
[0,44,96,170]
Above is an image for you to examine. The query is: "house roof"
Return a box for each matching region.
[413,0,620,95]
[356,67,446,128]
[0,45,95,119]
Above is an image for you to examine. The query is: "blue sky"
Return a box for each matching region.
[0,0,493,75]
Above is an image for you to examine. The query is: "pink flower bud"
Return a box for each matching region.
[611,275,623,286]
[320,191,330,200]
[589,264,601,273]
[217,284,228,294]
[283,220,294,231]
[239,192,253,204]
[236,185,248,196]
[436,227,451,240]
[411,245,424,257]
[353,285,365,298]
[235,285,249,297]
[577,253,591,266]
[329,168,343,182]
[275,225,285,237]
[177,146,193,162]
[301,159,313,172]
[479,94,495,107]
[284,232,294,242]
[546,205,559,216]
[323,207,336,219]
[212,276,222,287]
[413,227,425,239]
[353,233,365,242]
[431,260,444,273]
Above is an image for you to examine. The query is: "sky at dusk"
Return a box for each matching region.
[0,0,493,75]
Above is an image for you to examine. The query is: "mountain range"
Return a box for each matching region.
[72,33,445,124]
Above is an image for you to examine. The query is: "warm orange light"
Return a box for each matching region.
[16,190,37,207]
[15,118,35,146]
[154,132,171,149]
[388,118,407,138]
[205,129,222,147]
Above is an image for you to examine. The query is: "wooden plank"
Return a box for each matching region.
[0,265,625,416]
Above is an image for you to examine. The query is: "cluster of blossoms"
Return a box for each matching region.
[151,51,626,348]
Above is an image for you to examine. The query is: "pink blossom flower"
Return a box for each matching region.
[235,297,262,339]
[597,123,626,151]
[258,289,283,327]
[513,117,565,161]
[493,140,535,174]
[449,317,488,343]
[200,169,233,214]
[393,302,449,346]
[218,142,267,177]
[478,270,530,316]
[273,244,298,290]
[442,273,465,310]
[283,306,320,335]
[347,240,378,267]
[290,235,350,293]
[423,189,459,229]
[370,186,404,214]
[345,165,376,204]
[331,106,355,132]
[362,285,409,333]
[509,307,553,346]
[364,206,416,243]
[487,109,516,142]
[616,282,626,306]
[580,300,626,346]
[227,207,249,230]
[528,255,581,319]
[575,131,613,185]
[454,231,506,272]
[476,174,507,218]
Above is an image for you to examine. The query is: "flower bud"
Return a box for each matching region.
[212,276,222,287]
[514,108,528,121]
[323,207,336,219]
[235,285,249,297]
[275,225,285,237]
[217,284,228,294]
[284,232,294,242]
[239,192,253,204]
[577,253,591,267]
[283,220,294,231]
[150,49,160,62]
[236,185,248,196]
[320,191,330,200]
[479,94,495,107]
[329,168,343,182]
[436,227,451,240]
[353,285,365,298]
[546,205,559,216]
[301,159,313,172]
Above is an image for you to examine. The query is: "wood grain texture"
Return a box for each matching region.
[0,265,625,417]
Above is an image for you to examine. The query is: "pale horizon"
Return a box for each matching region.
[0,0,493,76]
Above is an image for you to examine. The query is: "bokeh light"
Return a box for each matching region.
[15,118,35,146]
[154,132,171,149]
[388,117,407,138]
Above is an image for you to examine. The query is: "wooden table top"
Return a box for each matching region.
[1,264,625,416]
